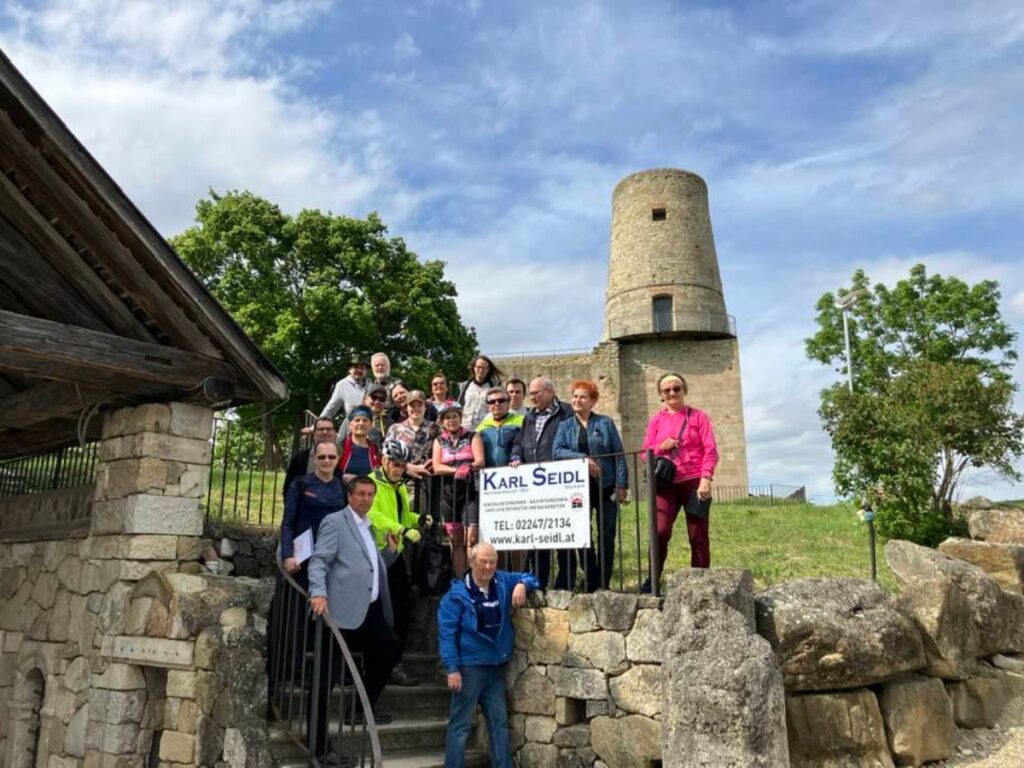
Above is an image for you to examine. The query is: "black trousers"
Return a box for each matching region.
[387,556,413,655]
[308,600,401,755]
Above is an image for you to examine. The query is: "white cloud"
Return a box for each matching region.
[393,32,421,61]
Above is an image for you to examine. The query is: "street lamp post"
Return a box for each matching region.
[834,289,875,580]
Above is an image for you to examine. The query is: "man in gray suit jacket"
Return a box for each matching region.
[308,475,402,758]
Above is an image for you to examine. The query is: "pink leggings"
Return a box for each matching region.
[656,478,710,569]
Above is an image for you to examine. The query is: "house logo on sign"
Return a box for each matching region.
[570,494,584,509]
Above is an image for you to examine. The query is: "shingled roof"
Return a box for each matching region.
[0,51,288,458]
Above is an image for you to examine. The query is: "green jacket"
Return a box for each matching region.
[368,468,417,552]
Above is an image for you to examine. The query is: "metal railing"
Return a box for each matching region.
[0,442,99,500]
[268,555,383,766]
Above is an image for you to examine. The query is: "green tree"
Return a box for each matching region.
[806,264,1023,545]
[172,190,478,465]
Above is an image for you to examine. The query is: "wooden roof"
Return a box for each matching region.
[0,51,288,458]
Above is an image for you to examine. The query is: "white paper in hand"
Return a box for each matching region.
[293,529,314,565]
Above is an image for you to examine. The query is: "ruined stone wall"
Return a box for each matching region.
[0,402,274,768]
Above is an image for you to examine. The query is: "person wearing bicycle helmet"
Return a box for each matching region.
[369,439,424,686]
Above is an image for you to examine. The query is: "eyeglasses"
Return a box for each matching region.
[315,454,338,461]
[431,381,446,388]
[661,386,683,394]
[528,391,543,398]
[314,426,335,433]
[487,397,510,405]
[370,395,387,402]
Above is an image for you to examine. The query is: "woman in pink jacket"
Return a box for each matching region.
[642,373,719,576]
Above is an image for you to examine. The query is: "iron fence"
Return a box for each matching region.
[0,442,99,500]
[268,555,382,766]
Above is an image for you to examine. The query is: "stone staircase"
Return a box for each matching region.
[270,604,490,767]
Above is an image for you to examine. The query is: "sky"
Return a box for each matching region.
[2,0,1022,502]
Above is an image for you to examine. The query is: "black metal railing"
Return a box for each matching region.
[0,442,99,500]
[268,555,383,766]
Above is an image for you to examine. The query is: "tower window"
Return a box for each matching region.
[652,207,667,221]
[652,295,673,332]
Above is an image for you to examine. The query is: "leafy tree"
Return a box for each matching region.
[806,264,1023,545]
[172,190,478,465]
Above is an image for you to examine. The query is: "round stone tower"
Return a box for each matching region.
[604,168,734,341]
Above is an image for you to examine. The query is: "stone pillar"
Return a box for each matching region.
[90,402,213,543]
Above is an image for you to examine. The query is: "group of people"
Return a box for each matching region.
[277,352,718,767]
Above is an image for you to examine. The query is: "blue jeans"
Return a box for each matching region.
[445,664,511,768]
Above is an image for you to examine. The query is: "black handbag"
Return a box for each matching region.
[654,408,690,491]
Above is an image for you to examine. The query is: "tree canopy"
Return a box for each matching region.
[172,190,478,459]
[806,264,1023,545]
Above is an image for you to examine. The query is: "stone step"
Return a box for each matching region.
[397,651,445,682]
[384,747,490,767]
[277,681,451,715]
[329,714,450,752]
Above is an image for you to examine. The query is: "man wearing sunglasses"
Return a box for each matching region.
[476,387,524,468]
[283,417,342,505]
[364,383,393,451]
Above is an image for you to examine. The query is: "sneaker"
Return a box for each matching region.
[388,664,419,687]
[639,578,653,594]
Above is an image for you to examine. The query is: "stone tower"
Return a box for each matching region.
[497,168,749,488]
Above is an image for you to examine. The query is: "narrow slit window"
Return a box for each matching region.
[652,207,667,221]
[652,295,673,332]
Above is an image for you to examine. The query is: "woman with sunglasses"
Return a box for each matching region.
[642,373,718,582]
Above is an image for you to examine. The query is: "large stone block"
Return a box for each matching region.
[886,540,1024,667]
[786,688,893,768]
[938,537,1024,592]
[99,432,211,465]
[968,507,1024,544]
[510,667,555,716]
[159,730,196,763]
[104,403,172,438]
[663,569,789,767]
[566,630,627,674]
[589,592,639,631]
[95,458,169,500]
[547,665,608,700]
[945,666,1011,728]
[88,688,147,725]
[756,577,926,690]
[85,721,141,755]
[91,494,202,536]
[169,402,214,440]
[591,715,660,768]
[625,608,663,663]
[512,607,569,664]
[524,715,558,743]
[609,663,661,717]
[517,742,559,768]
[877,674,956,766]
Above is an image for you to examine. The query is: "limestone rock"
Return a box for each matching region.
[566,630,627,673]
[756,577,925,691]
[938,537,1024,591]
[552,723,590,749]
[886,540,1024,669]
[626,608,664,663]
[663,569,789,767]
[945,666,1010,728]
[992,653,1024,673]
[517,742,559,768]
[65,704,88,757]
[787,688,893,767]
[877,674,956,766]
[968,507,1024,543]
[547,665,608,700]
[609,664,662,717]
[513,607,570,664]
[554,696,585,726]
[568,595,599,633]
[524,715,557,743]
[590,592,639,631]
[591,715,660,768]
[510,667,556,715]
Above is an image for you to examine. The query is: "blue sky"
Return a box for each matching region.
[3,0,1022,501]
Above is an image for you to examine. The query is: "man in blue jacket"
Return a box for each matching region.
[438,541,539,768]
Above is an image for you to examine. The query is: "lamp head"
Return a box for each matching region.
[834,288,869,311]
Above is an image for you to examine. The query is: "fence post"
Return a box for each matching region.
[770,485,775,507]
[645,449,660,597]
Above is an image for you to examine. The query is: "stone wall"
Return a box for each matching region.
[0,401,276,768]
[498,334,750,488]
[507,590,664,767]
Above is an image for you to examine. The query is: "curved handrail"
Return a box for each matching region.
[272,553,384,766]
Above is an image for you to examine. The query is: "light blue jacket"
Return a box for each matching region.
[552,413,629,489]
[438,570,540,672]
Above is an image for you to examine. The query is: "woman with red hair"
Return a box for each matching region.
[553,380,628,591]
[642,373,718,586]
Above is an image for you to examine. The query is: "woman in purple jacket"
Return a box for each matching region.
[642,373,719,574]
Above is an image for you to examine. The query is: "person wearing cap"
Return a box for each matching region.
[320,354,371,421]
[369,440,424,686]
[432,403,485,578]
[339,405,381,481]
[385,389,439,480]
[364,384,393,450]
[388,381,439,425]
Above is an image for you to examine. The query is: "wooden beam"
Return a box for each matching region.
[0,172,154,342]
[0,309,244,391]
[0,416,103,459]
[0,107,221,357]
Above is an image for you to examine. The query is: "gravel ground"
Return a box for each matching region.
[934,676,1024,767]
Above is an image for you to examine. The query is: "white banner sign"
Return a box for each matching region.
[478,458,590,550]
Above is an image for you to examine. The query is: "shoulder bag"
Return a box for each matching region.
[653,408,690,491]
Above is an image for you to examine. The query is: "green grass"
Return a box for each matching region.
[614,501,895,591]
[207,474,895,589]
